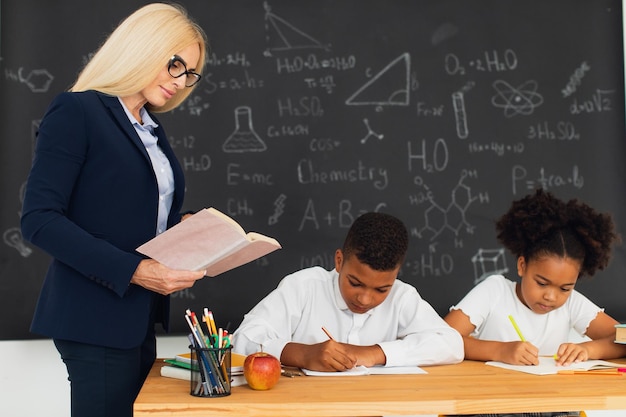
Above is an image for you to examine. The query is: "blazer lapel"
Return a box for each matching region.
[97,93,152,163]
[96,92,185,215]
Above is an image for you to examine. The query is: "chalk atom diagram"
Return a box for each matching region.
[346,53,411,107]
[263,2,330,56]
[491,79,543,117]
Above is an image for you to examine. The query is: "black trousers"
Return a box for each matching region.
[54,326,156,417]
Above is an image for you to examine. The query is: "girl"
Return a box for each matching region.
[444,189,626,417]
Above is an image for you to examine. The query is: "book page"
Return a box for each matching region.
[136,208,280,272]
[207,207,246,236]
[301,366,370,376]
[203,238,281,277]
[366,365,427,375]
[176,352,245,374]
[615,324,626,343]
[301,365,426,376]
[247,231,281,245]
[161,365,248,386]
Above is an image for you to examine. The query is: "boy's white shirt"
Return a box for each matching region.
[232,266,463,367]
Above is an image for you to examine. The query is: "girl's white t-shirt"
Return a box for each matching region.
[450,274,602,355]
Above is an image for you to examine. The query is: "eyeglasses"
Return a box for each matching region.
[167,55,202,87]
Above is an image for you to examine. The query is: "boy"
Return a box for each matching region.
[232,212,463,371]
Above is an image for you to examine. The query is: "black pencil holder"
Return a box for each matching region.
[189,345,232,397]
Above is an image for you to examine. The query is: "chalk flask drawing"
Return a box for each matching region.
[222,106,267,153]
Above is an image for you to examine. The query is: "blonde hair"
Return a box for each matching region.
[70,2,207,113]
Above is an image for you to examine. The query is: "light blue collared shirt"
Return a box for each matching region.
[118,98,174,236]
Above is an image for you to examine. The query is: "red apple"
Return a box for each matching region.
[243,351,281,390]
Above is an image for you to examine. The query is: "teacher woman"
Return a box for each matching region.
[21,3,208,416]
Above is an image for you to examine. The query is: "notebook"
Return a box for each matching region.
[486,356,625,375]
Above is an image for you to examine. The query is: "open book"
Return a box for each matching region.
[486,356,625,375]
[136,208,281,276]
[301,365,427,376]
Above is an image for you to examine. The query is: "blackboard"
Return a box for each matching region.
[1,0,625,340]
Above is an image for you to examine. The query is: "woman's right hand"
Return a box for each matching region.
[130,259,206,295]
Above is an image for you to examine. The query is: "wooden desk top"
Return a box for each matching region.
[134,359,626,416]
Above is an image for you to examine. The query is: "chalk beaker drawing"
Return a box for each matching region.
[223,106,267,153]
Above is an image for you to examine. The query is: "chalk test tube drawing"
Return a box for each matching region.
[471,248,508,285]
[452,91,469,139]
[263,1,329,56]
[4,227,32,257]
[346,53,410,107]
[360,119,384,144]
[491,79,543,117]
[222,106,267,153]
[452,81,474,139]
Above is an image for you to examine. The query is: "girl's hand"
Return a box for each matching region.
[555,343,589,366]
[499,341,539,365]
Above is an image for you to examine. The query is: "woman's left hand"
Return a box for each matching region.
[130,259,205,295]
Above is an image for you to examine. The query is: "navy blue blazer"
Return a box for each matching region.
[21,91,186,349]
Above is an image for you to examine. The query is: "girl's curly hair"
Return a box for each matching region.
[495,189,618,278]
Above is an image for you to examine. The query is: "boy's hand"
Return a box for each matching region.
[281,340,357,371]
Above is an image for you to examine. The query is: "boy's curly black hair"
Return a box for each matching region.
[342,212,408,271]
[495,189,618,278]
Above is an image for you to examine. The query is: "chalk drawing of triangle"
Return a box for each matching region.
[265,8,328,53]
[346,53,410,106]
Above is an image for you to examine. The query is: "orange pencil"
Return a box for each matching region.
[558,369,624,375]
[321,326,335,341]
